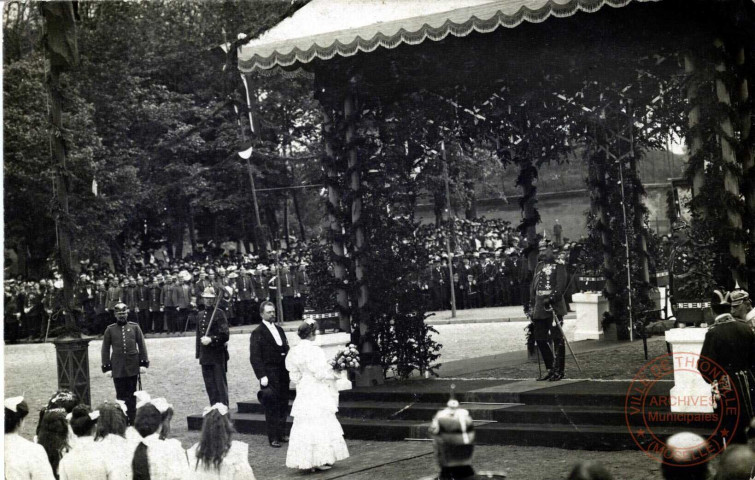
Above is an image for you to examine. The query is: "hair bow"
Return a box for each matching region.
[89,410,100,421]
[134,390,152,409]
[66,412,73,421]
[202,403,229,416]
[305,318,316,326]
[115,400,128,415]
[150,398,172,414]
[4,396,24,412]
[134,391,172,414]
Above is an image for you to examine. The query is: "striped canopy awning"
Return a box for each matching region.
[237,0,660,72]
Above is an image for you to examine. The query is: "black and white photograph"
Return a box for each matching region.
[4,0,755,478]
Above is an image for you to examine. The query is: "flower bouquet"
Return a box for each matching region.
[330,344,360,391]
[330,344,360,372]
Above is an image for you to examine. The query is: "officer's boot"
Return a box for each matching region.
[550,339,565,381]
[536,341,555,381]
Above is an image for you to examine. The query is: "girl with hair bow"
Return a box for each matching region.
[5,396,56,480]
[90,401,132,480]
[186,403,256,480]
[131,392,188,480]
[58,405,101,480]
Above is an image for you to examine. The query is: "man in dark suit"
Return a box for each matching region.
[101,302,149,424]
[530,241,568,381]
[196,286,230,407]
[249,301,290,448]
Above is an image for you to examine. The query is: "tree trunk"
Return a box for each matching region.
[283,194,290,249]
[264,204,279,249]
[465,184,478,220]
[173,221,184,261]
[109,239,124,274]
[433,190,445,227]
[291,190,307,242]
[187,203,197,255]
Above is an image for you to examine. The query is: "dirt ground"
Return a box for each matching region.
[459,336,670,380]
[3,331,727,479]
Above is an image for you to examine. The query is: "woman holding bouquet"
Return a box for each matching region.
[284,320,349,472]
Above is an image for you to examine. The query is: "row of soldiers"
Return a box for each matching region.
[420,249,525,311]
[4,260,311,341]
[421,241,582,312]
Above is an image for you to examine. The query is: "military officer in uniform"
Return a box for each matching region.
[101,302,149,424]
[728,287,753,326]
[236,267,259,325]
[530,241,568,381]
[700,289,755,445]
[196,286,230,407]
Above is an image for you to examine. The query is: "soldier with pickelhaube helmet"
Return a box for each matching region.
[420,388,507,480]
[728,283,754,328]
[101,302,149,425]
[196,286,230,407]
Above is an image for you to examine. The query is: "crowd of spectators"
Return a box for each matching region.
[5,218,586,343]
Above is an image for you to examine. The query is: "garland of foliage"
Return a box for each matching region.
[584,121,655,340]
[311,84,441,378]
[681,38,750,290]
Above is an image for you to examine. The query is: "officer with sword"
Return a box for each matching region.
[196,285,231,407]
[530,240,581,381]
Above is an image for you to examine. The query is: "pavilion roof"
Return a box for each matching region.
[237,0,660,72]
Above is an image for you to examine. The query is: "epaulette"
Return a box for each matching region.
[128,321,138,324]
[107,323,116,328]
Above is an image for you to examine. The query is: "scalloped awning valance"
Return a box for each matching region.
[237,0,660,72]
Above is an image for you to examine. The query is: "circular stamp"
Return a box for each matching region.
[624,352,742,466]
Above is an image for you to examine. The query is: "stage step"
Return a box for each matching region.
[187,379,713,450]
[187,411,714,451]
[235,399,718,428]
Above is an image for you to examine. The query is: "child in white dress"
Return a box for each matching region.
[4,396,55,480]
[285,320,349,471]
[58,404,100,480]
[132,401,188,480]
[186,404,256,480]
[91,401,133,480]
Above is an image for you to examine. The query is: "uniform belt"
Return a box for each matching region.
[537,290,552,296]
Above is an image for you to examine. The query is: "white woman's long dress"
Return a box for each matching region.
[285,339,349,470]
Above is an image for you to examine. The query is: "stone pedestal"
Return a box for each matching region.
[354,365,384,388]
[664,328,713,413]
[54,337,92,406]
[572,292,608,341]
